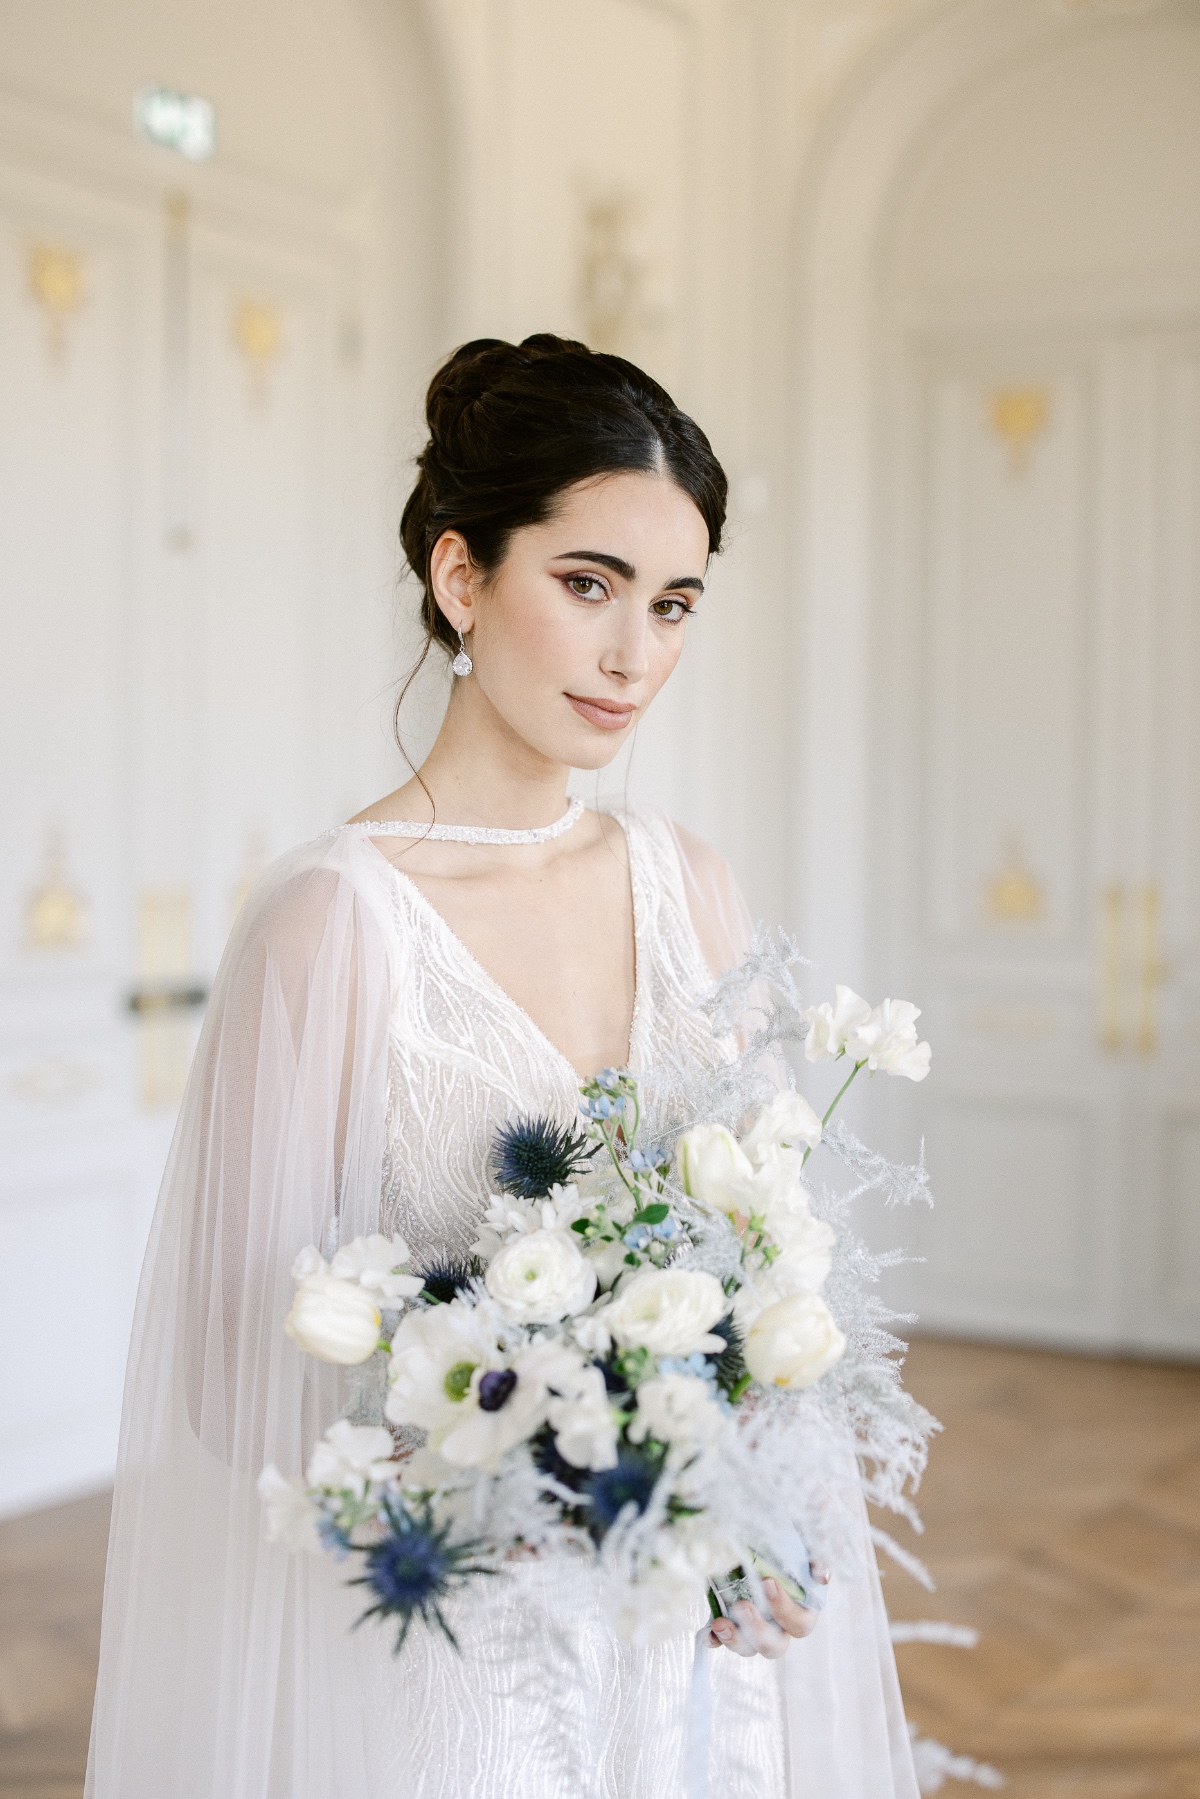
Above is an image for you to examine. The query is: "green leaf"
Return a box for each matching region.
[632,1203,669,1225]
[570,1218,590,1233]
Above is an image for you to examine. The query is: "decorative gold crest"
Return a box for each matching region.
[28,243,87,364]
[988,387,1050,474]
[25,831,90,950]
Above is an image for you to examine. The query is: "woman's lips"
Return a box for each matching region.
[565,694,637,731]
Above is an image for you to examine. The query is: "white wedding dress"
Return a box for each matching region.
[86,808,919,1799]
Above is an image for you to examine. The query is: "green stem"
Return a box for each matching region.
[728,1372,753,1404]
[801,1060,866,1166]
[601,1119,641,1202]
[707,1585,723,1622]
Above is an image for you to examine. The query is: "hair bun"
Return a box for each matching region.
[425,339,523,446]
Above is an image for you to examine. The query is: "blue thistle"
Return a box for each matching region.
[491,1114,593,1200]
[584,1444,666,1543]
[419,1256,484,1305]
[350,1498,493,1654]
[709,1317,747,1398]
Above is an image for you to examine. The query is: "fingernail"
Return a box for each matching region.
[763,1578,779,1598]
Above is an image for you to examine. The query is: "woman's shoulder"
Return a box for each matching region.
[620,806,736,889]
[228,827,400,972]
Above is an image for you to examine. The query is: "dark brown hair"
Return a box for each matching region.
[398,334,728,689]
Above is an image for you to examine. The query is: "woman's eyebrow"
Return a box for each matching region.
[551,550,705,594]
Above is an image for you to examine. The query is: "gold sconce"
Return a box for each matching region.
[983,835,1046,926]
[988,386,1050,475]
[28,242,87,365]
[232,297,284,405]
[577,185,665,364]
[25,830,90,951]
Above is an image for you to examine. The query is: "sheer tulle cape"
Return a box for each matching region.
[86,817,917,1799]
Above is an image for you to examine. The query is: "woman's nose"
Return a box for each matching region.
[600,601,650,684]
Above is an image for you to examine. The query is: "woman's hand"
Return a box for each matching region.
[707,1572,829,1658]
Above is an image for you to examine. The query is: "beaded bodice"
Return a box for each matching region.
[369,809,725,1262]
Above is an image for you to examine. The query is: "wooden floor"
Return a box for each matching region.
[0,1337,1197,1797]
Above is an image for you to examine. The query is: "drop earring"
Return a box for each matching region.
[451,627,473,678]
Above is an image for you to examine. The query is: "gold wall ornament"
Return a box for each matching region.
[983,835,1046,925]
[988,386,1050,474]
[577,187,665,363]
[233,297,284,405]
[25,831,90,950]
[1135,883,1165,1057]
[1098,884,1126,1053]
[27,242,87,365]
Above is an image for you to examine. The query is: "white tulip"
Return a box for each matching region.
[484,1227,597,1324]
[802,986,872,1062]
[740,1091,823,1162]
[258,1465,320,1552]
[744,1293,846,1390]
[605,1268,727,1357]
[330,1233,424,1305]
[385,1299,501,1434]
[547,1364,620,1471]
[627,1372,725,1458]
[845,998,931,1081]
[677,1124,754,1216]
[306,1421,396,1497]
[284,1273,381,1365]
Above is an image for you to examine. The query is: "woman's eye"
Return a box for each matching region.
[567,574,607,600]
[651,596,694,623]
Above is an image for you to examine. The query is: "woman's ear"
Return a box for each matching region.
[429,531,478,637]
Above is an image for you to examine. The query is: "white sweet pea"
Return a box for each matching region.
[290,1244,327,1282]
[740,1091,823,1161]
[571,1304,614,1355]
[484,1227,597,1324]
[306,1421,396,1497]
[845,999,931,1081]
[439,1340,585,1470]
[744,1292,846,1390]
[802,986,872,1062]
[284,1273,381,1365]
[385,1299,503,1435]
[547,1364,620,1471]
[330,1233,424,1305]
[258,1465,321,1552]
[627,1372,725,1458]
[677,1124,754,1216]
[734,1205,836,1327]
[584,1237,630,1291]
[605,1268,728,1357]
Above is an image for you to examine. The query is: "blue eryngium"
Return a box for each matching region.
[584,1445,666,1542]
[491,1114,592,1200]
[352,1499,493,1653]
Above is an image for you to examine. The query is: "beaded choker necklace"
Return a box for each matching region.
[355,797,585,846]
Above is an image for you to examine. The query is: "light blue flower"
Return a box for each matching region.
[623,1224,652,1251]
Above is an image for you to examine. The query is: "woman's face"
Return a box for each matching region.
[431,470,710,771]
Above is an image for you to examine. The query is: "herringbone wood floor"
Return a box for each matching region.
[1,1337,1197,1797]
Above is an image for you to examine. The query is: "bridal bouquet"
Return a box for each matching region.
[260,968,934,1651]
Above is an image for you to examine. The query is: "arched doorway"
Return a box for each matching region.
[792,0,1200,1352]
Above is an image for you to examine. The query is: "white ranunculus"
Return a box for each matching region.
[330,1232,424,1305]
[845,998,931,1081]
[627,1372,725,1458]
[258,1465,321,1552]
[285,1273,381,1365]
[802,986,872,1062]
[306,1420,396,1497]
[605,1268,728,1357]
[438,1340,585,1470]
[484,1227,597,1324]
[740,1091,824,1162]
[676,1124,753,1216]
[385,1299,501,1435]
[744,1292,846,1390]
[548,1364,620,1471]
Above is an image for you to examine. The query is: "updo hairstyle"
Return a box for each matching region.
[399,333,728,671]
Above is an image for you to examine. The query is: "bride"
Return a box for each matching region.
[86,335,918,1797]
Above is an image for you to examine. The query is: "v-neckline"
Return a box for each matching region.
[364,810,644,1087]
